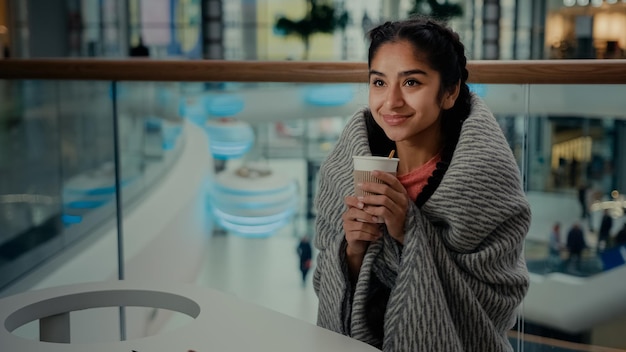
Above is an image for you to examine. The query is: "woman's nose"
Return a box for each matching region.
[385,85,404,108]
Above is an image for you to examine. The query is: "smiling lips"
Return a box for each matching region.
[382,114,409,126]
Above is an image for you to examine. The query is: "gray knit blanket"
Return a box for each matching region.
[313,94,531,351]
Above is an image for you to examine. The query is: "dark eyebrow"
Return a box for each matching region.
[369,69,427,77]
[399,69,427,77]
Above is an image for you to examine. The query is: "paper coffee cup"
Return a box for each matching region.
[353,155,399,197]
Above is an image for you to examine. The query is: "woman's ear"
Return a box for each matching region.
[442,81,461,110]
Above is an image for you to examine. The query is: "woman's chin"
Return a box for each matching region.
[382,131,405,142]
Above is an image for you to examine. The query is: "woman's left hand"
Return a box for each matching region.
[356,170,410,244]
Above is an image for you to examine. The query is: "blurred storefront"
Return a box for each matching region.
[545,0,626,59]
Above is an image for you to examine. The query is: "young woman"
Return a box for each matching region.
[313,17,531,351]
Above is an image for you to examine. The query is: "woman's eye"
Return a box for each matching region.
[371,79,384,87]
[405,79,419,87]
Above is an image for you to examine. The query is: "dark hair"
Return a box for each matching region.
[364,16,471,158]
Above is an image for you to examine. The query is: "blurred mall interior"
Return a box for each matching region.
[1,0,626,351]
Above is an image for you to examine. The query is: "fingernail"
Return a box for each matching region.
[357,202,364,209]
[372,216,378,222]
[357,183,363,188]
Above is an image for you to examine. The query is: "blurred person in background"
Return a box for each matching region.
[297,235,312,286]
[549,222,563,269]
[597,209,613,253]
[566,222,587,272]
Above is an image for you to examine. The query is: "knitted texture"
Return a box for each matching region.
[313,94,531,351]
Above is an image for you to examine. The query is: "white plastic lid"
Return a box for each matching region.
[352,156,399,172]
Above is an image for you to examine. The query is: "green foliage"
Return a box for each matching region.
[409,0,463,21]
[274,0,349,59]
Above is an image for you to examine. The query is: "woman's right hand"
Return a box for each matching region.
[342,195,382,257]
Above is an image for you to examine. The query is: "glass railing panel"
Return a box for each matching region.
[519,83,626,350]
[113,81,192,340]
[57,81,117,247]
[0,80,65,291]
[2,74,625,351]
[0,79,121,341]
[470,83,529,169]
[114,81,184,205]
[0,79,191,342]
[168,82,365,328]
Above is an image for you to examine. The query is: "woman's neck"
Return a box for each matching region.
[396,140,443,175]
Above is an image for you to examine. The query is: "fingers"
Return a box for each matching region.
[345,227,382,242]
[343,198,379,224]
[342,202,382,234]
[342,207,382,249]
[347,173,409,243]
[358,172,407,202]
[356,190,408,218]
[344,195,364,210]
[371,170,405,192]
[352,180,410,243]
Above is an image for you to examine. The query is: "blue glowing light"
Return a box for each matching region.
[468,83,487,98]
[207,172,299,237]
[204,94,245,117]
[178,99,187,117]
[65,199,108,209]
[211,207,296,238]
[212,204,296,225]
[162,125,182,150]
[205,120,254,160]
[211,195,298,216]
[62,214,83,225]
[212,182,296,196]
[302,84,354,107]
[145,117,163,132]
[208,182,297,216]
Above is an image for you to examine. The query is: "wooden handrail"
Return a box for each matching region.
[1,59,626,84]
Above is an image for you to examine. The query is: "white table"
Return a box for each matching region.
[0,280,378,352]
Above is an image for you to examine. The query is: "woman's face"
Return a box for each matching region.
[368,40,457,145]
